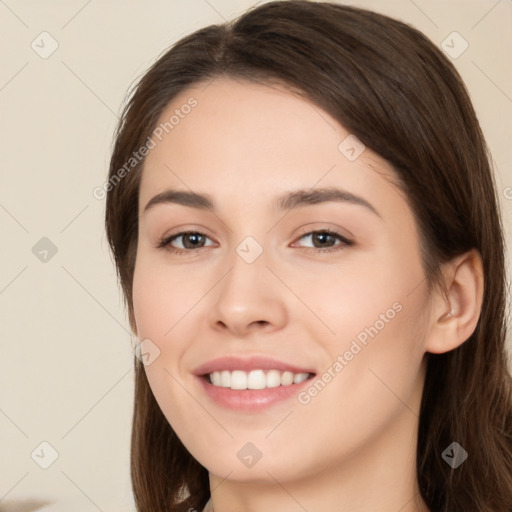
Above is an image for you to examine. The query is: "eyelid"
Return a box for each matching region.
[157,224,216,245]
[293,222,354,241]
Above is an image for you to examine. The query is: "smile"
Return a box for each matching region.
[207,369,312,390]
[193,355,317,411]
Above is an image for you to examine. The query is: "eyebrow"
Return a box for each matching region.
[143,187,381,218]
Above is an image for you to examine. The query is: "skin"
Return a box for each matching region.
[131,77,484,512]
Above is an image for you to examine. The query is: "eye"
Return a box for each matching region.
[158,231,216,253]
[291,229,353,253]
[157,228,353,255]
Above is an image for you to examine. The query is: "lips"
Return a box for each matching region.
[192,355,316,411]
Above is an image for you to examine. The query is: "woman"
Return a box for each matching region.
[105,1,512,510]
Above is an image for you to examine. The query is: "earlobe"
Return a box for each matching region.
[425,249,484,354]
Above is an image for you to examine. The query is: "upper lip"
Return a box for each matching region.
[192,355,316,376]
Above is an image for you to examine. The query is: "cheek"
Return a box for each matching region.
[285,300,428,470]
[131,251,216,391]
[132,253,201,341]
[131,257,206,436]
[295,245,429,429]
[131,255,196,402]
[292,256,423,352]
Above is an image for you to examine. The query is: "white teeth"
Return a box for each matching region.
[266,369,281,388]
[208,369,311,390]
[293,372,309,384]
[211,371,221,386]
[220,370,231,388]
[281,371,294,386]
[230,370,247,390]
[247,369,266,390]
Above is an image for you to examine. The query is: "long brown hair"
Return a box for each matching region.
[105,1,512,510]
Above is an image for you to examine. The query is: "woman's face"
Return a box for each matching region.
[132,77,432,484]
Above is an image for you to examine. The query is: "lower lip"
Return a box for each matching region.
[195,375,314,411]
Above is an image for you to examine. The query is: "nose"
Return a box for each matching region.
[207,247,288,338]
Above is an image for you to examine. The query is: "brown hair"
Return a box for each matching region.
[105,1,512,510]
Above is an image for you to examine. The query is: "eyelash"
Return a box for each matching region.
[157,229,354,255]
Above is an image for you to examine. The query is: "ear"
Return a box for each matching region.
[425,249,484,354]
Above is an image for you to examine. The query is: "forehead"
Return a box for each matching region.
[139,77,402,212]
[156,77,341,156]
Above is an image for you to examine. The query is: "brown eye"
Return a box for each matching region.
[158,231,215,253]
[293,230,353,252]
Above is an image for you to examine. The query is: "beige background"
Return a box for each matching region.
[0,0,511,510]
